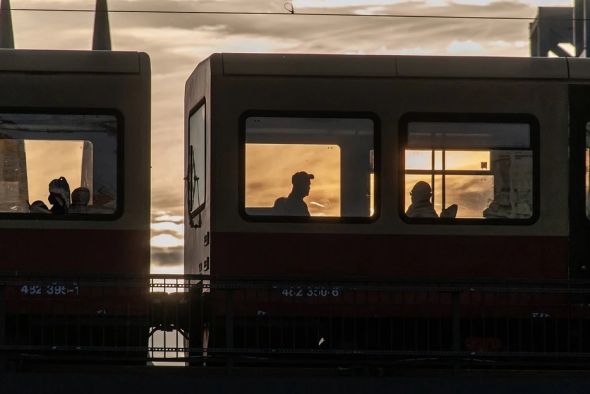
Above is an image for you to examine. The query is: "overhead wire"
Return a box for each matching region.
[6,7,581,22]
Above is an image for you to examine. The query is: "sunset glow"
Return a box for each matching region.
[151,233,184,249]
[25,140,84,206]
[7,0,553,269]
[246,143,341,216]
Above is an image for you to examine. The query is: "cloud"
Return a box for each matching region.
[452,0,493,6]
[393,46,434,55]
[103,1,539,220]
[151,246,183,269]
[294,0,407,7]
[154,214,183,222]
[295,0,571,7]
[447,39,483,53]
[151,210,184,269]
[9,0,557,269]
[151,233,183,248]
[526,0,571,5]
[151,221,184,234]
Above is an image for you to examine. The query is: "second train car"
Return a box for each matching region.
[185,53,590,282]
[184,54,590,356]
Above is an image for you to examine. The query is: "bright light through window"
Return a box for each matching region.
[244,116,375,219]
[404,121,533,220]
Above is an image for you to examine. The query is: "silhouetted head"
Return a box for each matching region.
[29,200,50,214]
[72,187,90,207]
[291,171,314,198]
[410,181,432,204]
[48,176,71,212]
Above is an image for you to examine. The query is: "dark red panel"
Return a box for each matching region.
[0,229,150,276]
[211,232,568,281]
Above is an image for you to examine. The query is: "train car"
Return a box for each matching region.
[0,49,151,353]
[185,53,589,282]
[184,54,590,358]
[0,49,150,275]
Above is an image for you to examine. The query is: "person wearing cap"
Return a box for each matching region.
[406,181,438,218]
[273,171,314,216]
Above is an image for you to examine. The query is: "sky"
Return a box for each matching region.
[246,144,342,216]
[6,0,574,272]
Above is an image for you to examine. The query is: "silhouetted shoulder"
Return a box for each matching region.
[273,197,288,215]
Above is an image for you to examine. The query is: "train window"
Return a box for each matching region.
[244,116,375,219]
[403,121,533,220]
[0,113,118,216]
[187,104,206,222]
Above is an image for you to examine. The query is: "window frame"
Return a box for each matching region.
[187,100,207,227]
[586,127,590,221]
[399,113,540,225]
[239,110,381,223]
[0,107,124,221]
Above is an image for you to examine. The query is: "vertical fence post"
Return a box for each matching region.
[225,288,234,373]
[187,282,201,366]
[0,283,6,371]
[452,290,461,369]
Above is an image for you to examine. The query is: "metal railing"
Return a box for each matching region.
[2,274,590,369]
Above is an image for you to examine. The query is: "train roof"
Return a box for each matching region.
[198,53,590,80]
[0,49,149,74]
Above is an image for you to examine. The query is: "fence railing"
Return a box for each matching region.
[2,274,590,369]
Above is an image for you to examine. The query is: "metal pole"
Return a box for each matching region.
[0,284,6,371]
[225,289,234,373]
[93,0,112,50]
[0,0,14,49]
[452,291,461,351]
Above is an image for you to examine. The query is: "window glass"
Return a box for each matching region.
[405,150,490,171]
[0,113,117,215]
[445,151,491,171]
[188,105,206,217]
[404,121,533,220]
[405,150,433,171]
[245,117,374,218]
[408,122,530,149]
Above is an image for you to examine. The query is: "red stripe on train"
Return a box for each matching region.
[210,233,568,280]
[0,229,150,275]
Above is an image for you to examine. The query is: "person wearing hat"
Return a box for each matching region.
[406,181,438,218]
[273,171,314,216]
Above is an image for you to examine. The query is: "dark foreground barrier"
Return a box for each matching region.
[2,274,590,370]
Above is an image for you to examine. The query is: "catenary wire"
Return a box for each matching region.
[6,8,582,22]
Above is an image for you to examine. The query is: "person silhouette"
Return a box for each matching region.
[406,181,458,219]
[48,176,71,214]
[406,181,438,218]
[70,187,90,214]
[29,200,51,214]
[273,171,314,216]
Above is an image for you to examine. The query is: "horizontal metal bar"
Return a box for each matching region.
[405,169,492,176]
